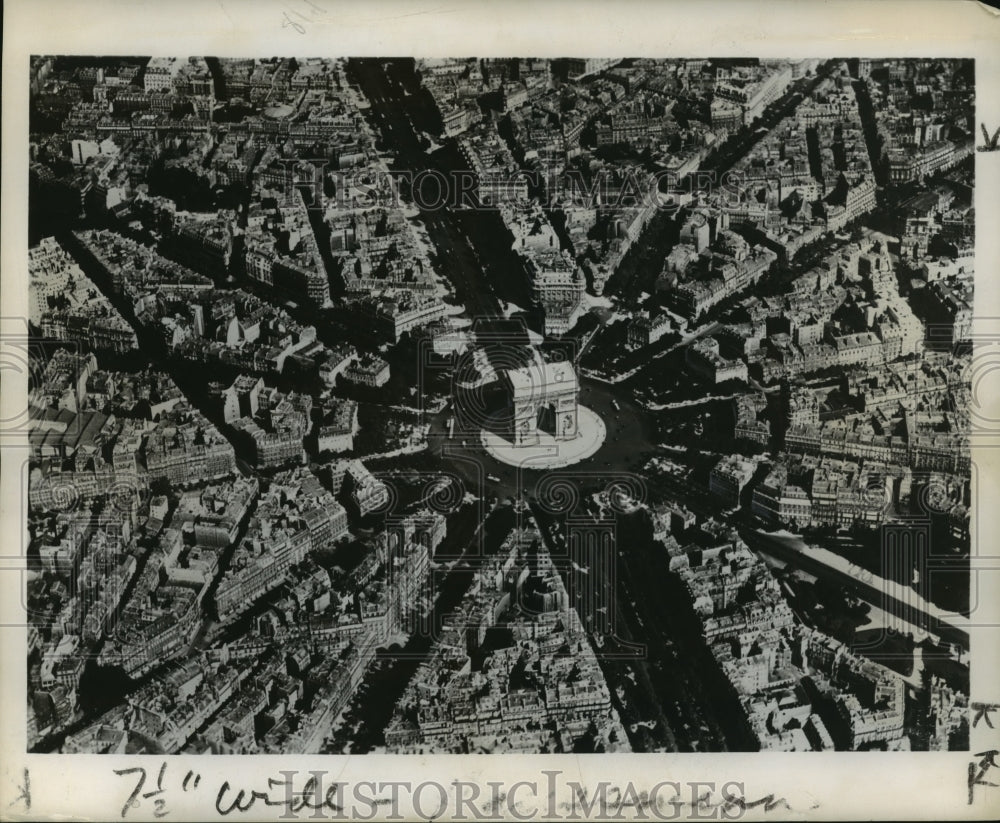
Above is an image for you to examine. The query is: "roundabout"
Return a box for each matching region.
[480,405,607,470]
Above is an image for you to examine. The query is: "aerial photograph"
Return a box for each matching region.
[25,56,974,755]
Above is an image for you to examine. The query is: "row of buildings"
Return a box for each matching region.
[666,531,934,750]
[30,236,138,352]
[682,230,932,388]
[69,228,332,379]
[384,524,630,753]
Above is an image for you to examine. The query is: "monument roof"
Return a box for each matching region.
[504,360,578,398]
